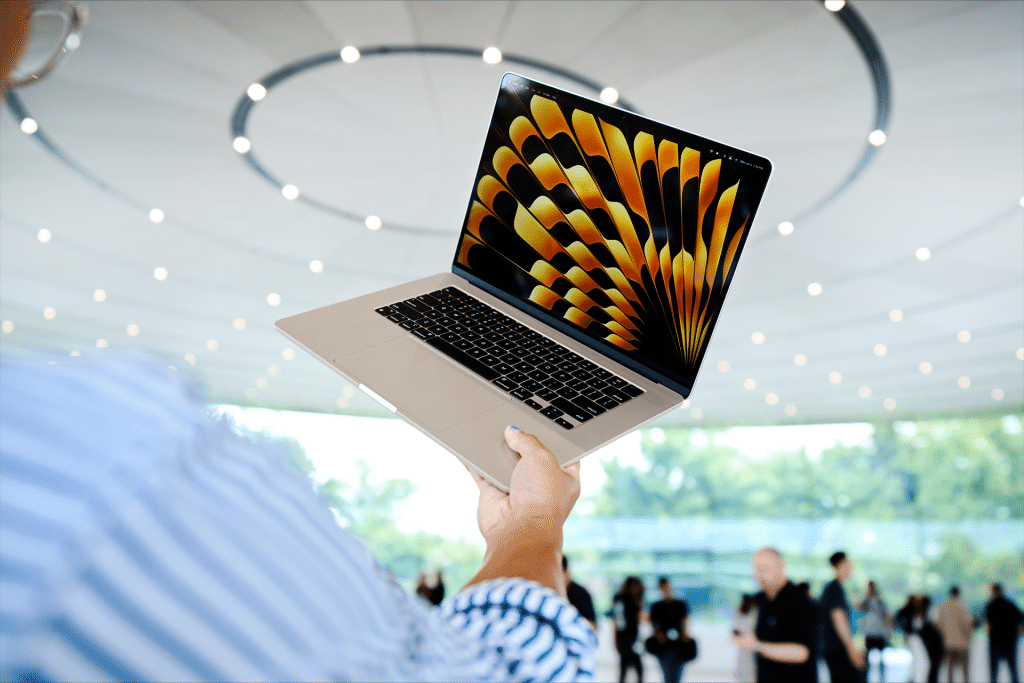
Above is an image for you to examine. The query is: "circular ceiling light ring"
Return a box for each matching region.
[229,44,640,237]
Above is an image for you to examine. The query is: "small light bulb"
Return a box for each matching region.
[233,318,246,331]
[883,398,896,410]
[232,136,252,153]
[751,332,765,344]
[824,0,846,11]
[93,289,106,302]
[784,404,797,416]
[37,228,51,242]
[957,376,970,389]
[858,386,872,398]
[874,344,887,356]
[794,354,807,366]
[600,87,619,104]
[915,247,931,261]
[717,360,730,372]
[268,364,280,376]
[778,221,794,236]
[149,208,165,223]
[340,46,360,63]
[807,282,823,296]
[153,267,168,281]
[958,330,971,343]
[337,397,349,409]
[482,47,502,65]
[96,338,108,348]
[690,407,703,419]
[1,320,13,333]
[919,361,932,374]
[992,388,1004,400]
[267,293,281,306]
[70,350,81,357]
[743,378,756,390]
[868,129,887,146]
[127,324,140,337]
[206,339,219,351]
[282,184,300,200]
[64,33,81,50]
[255,377,268,389]
[309,259,324,273]
[282,348,296,360]
[184,353,196,364]
[43,307,56,320]
[247,83,267,101]
[20,118,38,134]
[365,215,382,230]
[829,372,842,384]
[765,392,779,405]
[889,309,903,322]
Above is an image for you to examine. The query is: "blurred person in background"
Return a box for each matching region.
[820,551,867,683]
[563,555,597,632]
[897,594,943,683]
[856,580,893,682]
[648,576,692,683]
[733,547,818,683]
[917,596,945,683]
[732,593,758,683]
[935,586,974,683]
[613,576,646,683]
[984,583,1023,683]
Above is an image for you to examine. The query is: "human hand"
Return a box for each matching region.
[849,646,867,669]
[470,426,580,554]
[733,630,758,652]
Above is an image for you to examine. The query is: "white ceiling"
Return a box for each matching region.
[1,0,1021,426]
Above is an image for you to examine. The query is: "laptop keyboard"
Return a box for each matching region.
[374,286,644,430]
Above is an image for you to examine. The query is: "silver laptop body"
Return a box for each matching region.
[277,74,772,491]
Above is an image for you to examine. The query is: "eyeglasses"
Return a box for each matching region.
[9,0,88,88]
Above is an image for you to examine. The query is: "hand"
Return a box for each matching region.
[471,426,580,553]
[733,630,758,652]
[849,646,867,669]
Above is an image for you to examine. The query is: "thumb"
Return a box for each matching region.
[504,426,557,463]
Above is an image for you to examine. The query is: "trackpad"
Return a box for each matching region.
[334,336,506,432]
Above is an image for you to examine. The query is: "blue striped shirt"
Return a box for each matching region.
[0,357,596,681]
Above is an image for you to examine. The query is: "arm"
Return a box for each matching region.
[832,608,867,668]
[462,427,581,596]
[733,631,809,664]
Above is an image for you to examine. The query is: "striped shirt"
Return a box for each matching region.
[0,357,596,681]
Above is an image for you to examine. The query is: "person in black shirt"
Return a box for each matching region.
[649,576,691,683]
[985,582,1023,683]
[613,576,645,683]
[562,555,597,631]
[820,551,866,683]
[733,547,818,683]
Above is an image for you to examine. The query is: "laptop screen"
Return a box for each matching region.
[452,73,772,397]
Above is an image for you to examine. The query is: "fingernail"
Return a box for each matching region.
[509,425,520,431]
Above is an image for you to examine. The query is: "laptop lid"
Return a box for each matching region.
[452,73,772,398]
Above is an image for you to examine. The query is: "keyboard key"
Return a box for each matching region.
[540,406,564,420]
[493,363,513,375]
[604,387,632,403]
[510,387,533,400]
[462,331,481,342]
[448,324,468,335]
[596,396,620,410]
[416,293,441,307]
[572,369,592,380]
[522,380,544,392]
[557,361,577,372]
[549,397,592,422]
[554,418,575,430]
[592,368,613,380]
[391,302,425,319]
[552,371,572,382]
[507,347,530,359]
[542,378,563,390]
[564,352,583,363]
[536,388,558,401]
[493,377,518,392]
[441,332,460,343]
[375,306,394,316]
[425,310,443,319]
[524,399,543,410]
[581,387,603,399]
[429,289,448,299]
[513,362,533,373]
[399,321,417,331]
[556,386,580,399]
[453,340,473,351]
[622,384,644,397]
[567,379,587,390]
[528,370,548,381]
[477,339,495,349]
[428,324,447,335]
[608,377,627,388]
[467,347,486,358]
[538,362,558,374]
[506,371,529,384]
[412,328,433,340]
[424,336,499,380]
[578,360,598,371]
[403,298,430,312]
[587,378,609,389]
[479,355,500,367]
[572,395,606,417]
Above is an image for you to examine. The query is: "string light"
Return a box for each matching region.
[919,361,932,374]
[206,339,218,351]
[717,361,730,372]
[992,388,1004,400]
[743,378,757,390]
[889,309,903,322]
[233,318,246,331]
[829,372,842,384]
[957,376,970,389]
[340,46,360,63]
[824,0,846,11]
[96,339,108,348]
[247,83,267,101]
[153,267,168,281]
[868,129,887,146]
[282,184,300,200]
[883,398,896,410]
[2,321,13,333]
[778,221,794,236]
[37,228,51,242]
[874,344,887,356]
[751,332,765,344]
[365,215,382,230]
[43,307,56,320]
[690,407,703,419]
[268,364,281,376]
[149,208,165,223]
[765,393,779,405]
[127,324,139,336]
[958,330,971,343]
[184,353,196,364]
[915,247,931,261]
[282,348,296,360]
[255,377,268,389]
[20,117,38,134]
[309,260,324,273]
[267,293,281,306]
[93,289,106,302]
[784,405,797,416]
[232,136,251,153]
[599,87,619,104]
[859,386,872,398]
[807,283,823,296]
[794,354,807,366]
[482,47,502,64]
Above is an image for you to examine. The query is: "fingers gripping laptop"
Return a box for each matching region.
[277,73,772,491]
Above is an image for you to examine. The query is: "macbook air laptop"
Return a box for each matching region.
[277,73,772,491]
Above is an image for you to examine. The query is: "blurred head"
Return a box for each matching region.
[796,581,811,598]
[753,547,787,597]
[658,576,673,600]
[739,593,757,614]
[950,586,960,598]
[621,576,644,602]
[867,580,878,597]
[1,0,31,90]
[829,551,852,581]
[991,583,1004,599]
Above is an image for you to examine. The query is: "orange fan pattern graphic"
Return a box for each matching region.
[457,93,753,372]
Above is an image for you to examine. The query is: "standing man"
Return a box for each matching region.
[985,583,1023,683]
[733,547,818,683]
[562,555,597,631]
[649,576,692,683]
[820,551,867,683]
[935,586,974,683]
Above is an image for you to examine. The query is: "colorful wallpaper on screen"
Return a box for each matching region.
[455,82,768,385]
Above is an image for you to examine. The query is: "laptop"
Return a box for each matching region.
[276,73,772,491]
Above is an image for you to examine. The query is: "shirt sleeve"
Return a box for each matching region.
[441,579,597,682]
[0,358,596,682]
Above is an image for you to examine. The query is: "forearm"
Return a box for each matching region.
[462,520,565,596]
[758,641,810,664]
[832,609,858,652]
